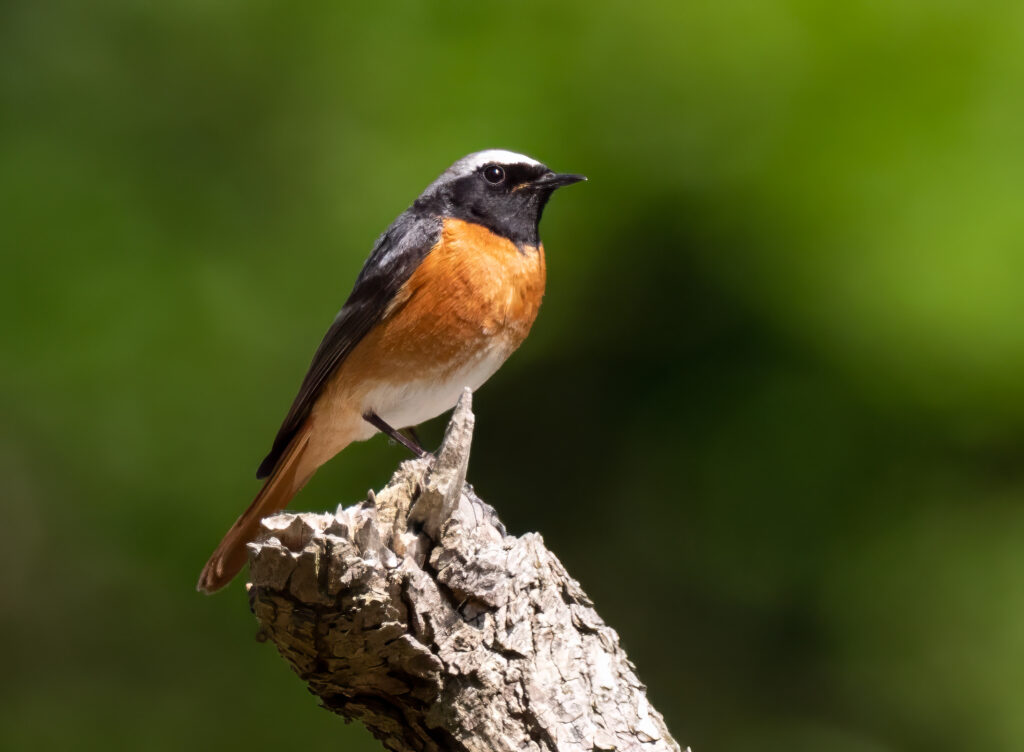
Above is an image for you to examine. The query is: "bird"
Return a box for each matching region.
[197,149,585,593]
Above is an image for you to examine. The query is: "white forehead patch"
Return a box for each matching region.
[450,149,542,177]
[423,149,547,194]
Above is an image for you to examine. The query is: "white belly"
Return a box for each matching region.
[357,343,511,437]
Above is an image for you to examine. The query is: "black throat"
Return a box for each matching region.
[414,163,554,248]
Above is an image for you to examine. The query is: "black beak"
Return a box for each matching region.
[533,172,587,190]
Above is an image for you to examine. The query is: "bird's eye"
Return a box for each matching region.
[483,164,505,184]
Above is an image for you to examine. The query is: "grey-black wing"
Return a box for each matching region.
[256,211,442,479]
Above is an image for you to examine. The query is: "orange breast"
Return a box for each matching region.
[305,218,546,460]
[346,217,546,381]
[327,218,548,401]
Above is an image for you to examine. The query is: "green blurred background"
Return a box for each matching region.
[3,1,1024,750]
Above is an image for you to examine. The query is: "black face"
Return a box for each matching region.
[416,161,578,248]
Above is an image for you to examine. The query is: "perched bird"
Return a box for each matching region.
[197,149,585,593]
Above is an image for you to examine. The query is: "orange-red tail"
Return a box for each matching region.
[197,427,313,593]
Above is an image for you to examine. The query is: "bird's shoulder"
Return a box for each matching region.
[255,209,443,479]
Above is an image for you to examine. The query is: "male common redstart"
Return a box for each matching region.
[197,150,585,593]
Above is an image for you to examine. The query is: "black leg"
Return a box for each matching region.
[403,425,423,448]
[363,411,427,458]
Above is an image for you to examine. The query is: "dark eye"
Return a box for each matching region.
[483,164,505,184]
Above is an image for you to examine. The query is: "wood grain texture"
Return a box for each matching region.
[247,391,686,752]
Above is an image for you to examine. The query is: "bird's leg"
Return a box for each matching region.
[363,411,427,458]
[403,425,423,448]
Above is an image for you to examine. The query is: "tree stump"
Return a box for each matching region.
[247,389,684,752]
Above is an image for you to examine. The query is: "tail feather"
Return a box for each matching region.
[197,427,313,594]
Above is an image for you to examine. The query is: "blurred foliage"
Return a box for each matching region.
[2,1,1024,750]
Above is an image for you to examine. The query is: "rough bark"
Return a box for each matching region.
[247,389,685,752]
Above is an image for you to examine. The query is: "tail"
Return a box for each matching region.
[197,426,314,594]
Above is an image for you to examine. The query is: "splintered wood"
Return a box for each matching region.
[247,389,684,752]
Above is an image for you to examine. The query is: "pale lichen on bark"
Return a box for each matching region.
[247,389,684,752]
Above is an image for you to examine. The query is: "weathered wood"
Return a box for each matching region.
[247,389,684,752]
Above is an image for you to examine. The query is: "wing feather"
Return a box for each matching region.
[256,211,442,478]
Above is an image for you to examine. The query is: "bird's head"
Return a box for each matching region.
[416,149,585,247]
